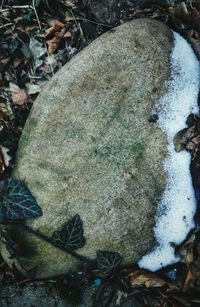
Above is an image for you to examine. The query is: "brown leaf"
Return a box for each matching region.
[63,1,78,8]
[46,29,66,55]
[46,38,59,55]
[63,31,72,38]
[0,145,11,173]
[175,2,189,20]
[45,21,65,40]
[182,270,195,290]
[175,3,200,32]
[186,135,200,151]
[189,8,200,32]
[178,237,195,268]
[1,57,10,65]
[187,30,200,60]
[130,269,168,288]
[10,82,27,105]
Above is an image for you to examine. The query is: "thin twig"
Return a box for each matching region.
[0,0,3,10]
[0,22,13,30]
[69,9,86,46]
[0,5,32,13]
[31,1,54,76]
[67,9,115,28]
[16,223,92,264]
[12,5,32,10]
[31,1,41,31]
[28,74,43,79]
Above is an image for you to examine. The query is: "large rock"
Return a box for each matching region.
[1,19,173,277]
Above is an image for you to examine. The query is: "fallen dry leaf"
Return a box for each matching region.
[189,8,200,33]
[175,2,189,20]
[130,270,168,288]
[10,83,28,106]
[64,31,72,38]
[182,270,195,290]
[29,38,47,69]
[45,21,65,40]
[63,1,78,8]
[178,237,195,268]
[41,55,58,74]
[187,30,200,60]
[0,145,11,173]
[175,3,200,32]
[25,83,42,95]
[1,57,10,65]
[46,29,66,55]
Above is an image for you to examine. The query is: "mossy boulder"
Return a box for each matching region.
[0,19,173,277]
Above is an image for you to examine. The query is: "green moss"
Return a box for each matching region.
[129,141,145,162]
[19,117,37,148]
[64,122,85,139]
[33,180,46,190]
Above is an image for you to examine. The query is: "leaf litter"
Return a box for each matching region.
[0,0,200,306]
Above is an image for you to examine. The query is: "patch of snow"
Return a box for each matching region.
[138,31,200,271]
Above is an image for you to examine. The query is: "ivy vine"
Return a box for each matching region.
[0,176,123,280]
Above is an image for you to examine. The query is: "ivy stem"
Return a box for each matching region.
[15,223,92,264]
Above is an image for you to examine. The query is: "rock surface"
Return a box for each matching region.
[1,19,174,277]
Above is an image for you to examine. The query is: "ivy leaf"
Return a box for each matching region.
[0,177,42,222]
[96,251,122,277]
[51,214,86,251]
[0,227,21,259]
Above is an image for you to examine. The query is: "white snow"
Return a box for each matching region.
[138,31,200,271]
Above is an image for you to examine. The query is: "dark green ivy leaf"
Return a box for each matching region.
[0,177,42,222]
[1,230,21,259]
[8,39,19,55]
[51,214,86,251]
[21,44,32,59]
[96,251,122,277]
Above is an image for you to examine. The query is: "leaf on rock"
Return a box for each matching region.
[96,251,122,277]
[51,214,86,251]
[0,177,42,222]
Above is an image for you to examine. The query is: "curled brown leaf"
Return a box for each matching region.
[45,21,66,40]
[130,269,168,288]
[10,82,27,106]
[187,30,200,60]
